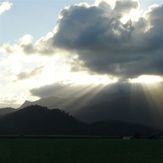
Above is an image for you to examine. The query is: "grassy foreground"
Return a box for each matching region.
[0,138,163,163]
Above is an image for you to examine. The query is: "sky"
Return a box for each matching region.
[0,0,162,43]
[0,0,163,108]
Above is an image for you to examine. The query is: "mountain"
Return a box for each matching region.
[19,100,33,109]
[0,105,85,135]
[19,88,163,129]
[0,105,158,136]
[19,97,67,109]
[0,108,16,116]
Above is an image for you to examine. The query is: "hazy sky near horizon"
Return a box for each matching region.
[1,0,163,108]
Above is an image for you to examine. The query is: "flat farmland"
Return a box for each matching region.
[0,138,162,163]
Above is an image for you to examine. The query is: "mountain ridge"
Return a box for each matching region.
[18,92,163,129]
[0,105,158,136]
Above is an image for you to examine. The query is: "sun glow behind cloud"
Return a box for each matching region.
[0,50,120,107]
[128,75,163,84]
[62,72,118,85]
[1,0,163,109]
[120,7,142,23]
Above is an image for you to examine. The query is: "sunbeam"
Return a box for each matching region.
[129,82,163,128]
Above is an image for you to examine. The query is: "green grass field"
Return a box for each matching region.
[0,138,163,163]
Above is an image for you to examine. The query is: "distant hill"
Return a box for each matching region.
[0,108,16,116]
[0,105,86,135]
[0,105,157,136]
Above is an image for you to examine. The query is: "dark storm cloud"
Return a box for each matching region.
[51,1,163,77]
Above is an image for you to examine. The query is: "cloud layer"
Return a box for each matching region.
[1,0,163,79]
[52,1,163,78]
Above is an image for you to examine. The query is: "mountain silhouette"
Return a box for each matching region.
[19,86,163,129]
[0,108,16,116]
[0,105,86,135]
[0,105,157,136]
